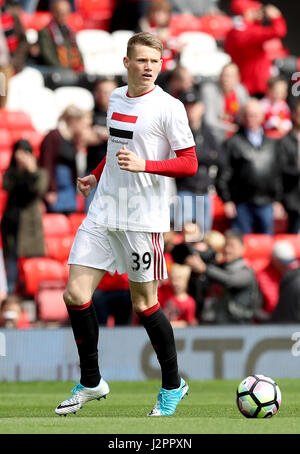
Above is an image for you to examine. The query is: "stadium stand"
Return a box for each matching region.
[42,213,71,238]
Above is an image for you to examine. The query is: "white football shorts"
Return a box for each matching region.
[68,217,167,282]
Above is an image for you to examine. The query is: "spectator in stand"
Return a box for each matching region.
[185,229,259,324]
[92,272,132,326]
[136,0,179,72]
[261,76,292,139]
[256,240,296,319]
[224,1,287,97]
[174,88,221,233]
[201,62,249,146]
[38,0,84,73]
[1,139,48,294]
[164,64,196,99]
[39,105,92,214]
[0,294,30,328]
[216,98,285,235]
[170,221,218,322]
[110,0,151,32]
[271,242,300,323]
[161,263,197,327]
[85,78,118,210]
[277,101,300,234]
[203,230,225,264]
[0,0,28,108]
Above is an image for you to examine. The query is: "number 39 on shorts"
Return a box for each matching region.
[131,252,152,271]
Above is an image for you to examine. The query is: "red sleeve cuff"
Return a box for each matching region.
[91,155,106,182]
[145,146,198,178]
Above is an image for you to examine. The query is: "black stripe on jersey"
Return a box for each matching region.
[109,127,133,139]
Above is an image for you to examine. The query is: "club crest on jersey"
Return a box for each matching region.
[110,112,138,140]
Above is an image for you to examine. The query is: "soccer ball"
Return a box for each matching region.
[236,375,281,418]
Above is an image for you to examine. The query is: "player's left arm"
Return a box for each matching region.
[117,145,198,177]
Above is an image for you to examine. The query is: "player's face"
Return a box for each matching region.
[124,45,162,96]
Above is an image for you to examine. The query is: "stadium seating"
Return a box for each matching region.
[0,150,12,171]
[5,110,35,131]
[27,12,51,30]
[76,29,125,76]
[243,234,274,259]
[20,257,67,296]
[77,0,115,30]
[0,189,8,218]
[45,235,74,263]
[111,30,134,57]
[170,14,202,36]
[42,213,71,238]
[0,129,13,149]
[68,213,86,234]
[22,87,59,133]
[178,31,231,77]
[178,32,218,54]
[10,130,45,159]
[36,281,69,322]
[53,86,95,116]
[199,15,233,41]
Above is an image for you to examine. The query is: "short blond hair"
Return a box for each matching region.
[170,263,191,282]
[127,32,163,58]
[203,230,226,253]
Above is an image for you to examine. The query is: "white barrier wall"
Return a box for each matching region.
[0,325,300,381]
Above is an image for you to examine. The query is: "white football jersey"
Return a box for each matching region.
[87,85,195,232]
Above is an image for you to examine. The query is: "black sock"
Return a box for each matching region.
[67,300,101,388]
[138,303,180,390]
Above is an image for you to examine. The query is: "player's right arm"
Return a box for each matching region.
[77,155,106,197]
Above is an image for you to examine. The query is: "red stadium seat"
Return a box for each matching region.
[243,234,274,259]
[274,234,300,259]
[36,282,69,322]
[78,0,115,29]
[0,150,12,171]
[42,213,71,238]
[5,111,35,131]
[170,14,202,36]
[66,12,85,31]
[0,109,8,128]
[21,257,67,296]
[28,12,51,30]
[0,189,8,218]
[211,193,225,219]
[199,15,233,41]
[10,130,45,158]
[45,235,74,262]
[68,212,86,234]
[78,0,115,16]
[0,129,13,149]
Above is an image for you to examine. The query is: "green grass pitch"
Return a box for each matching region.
[0,379,299,434]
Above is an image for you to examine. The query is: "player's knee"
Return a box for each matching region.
[131,294,154,313]
[63,287,86,306]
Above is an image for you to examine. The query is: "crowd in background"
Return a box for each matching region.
[1,0,300,329]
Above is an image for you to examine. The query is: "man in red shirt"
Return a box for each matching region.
[225,0,287,96]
